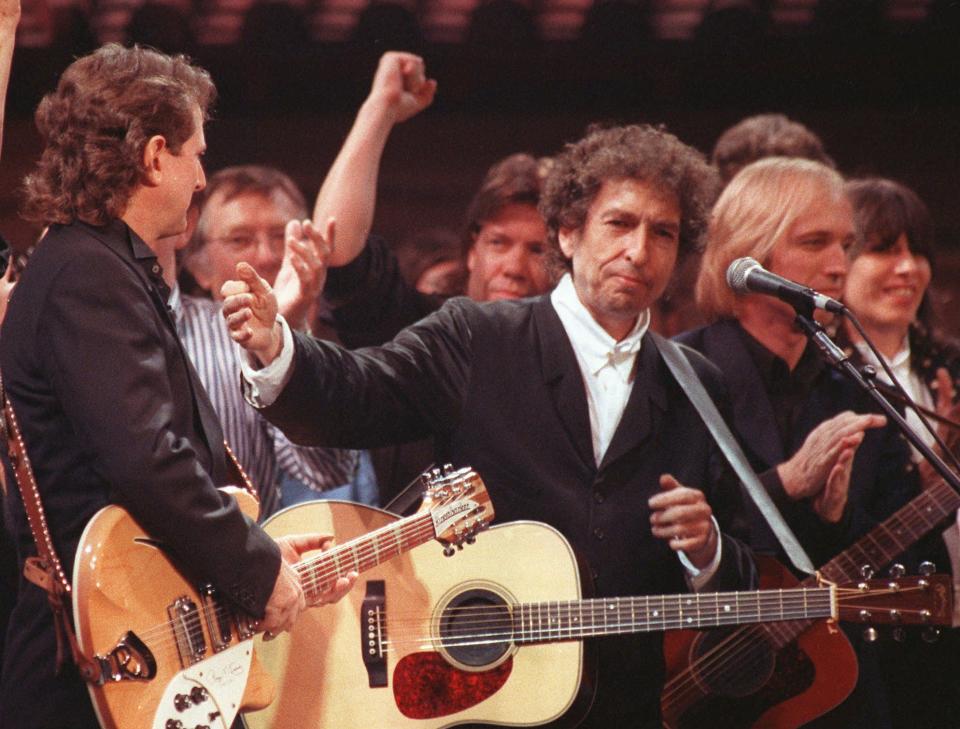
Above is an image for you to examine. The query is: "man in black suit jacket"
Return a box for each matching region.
[223,124,758,728]
[679,156,940,728]
[0,45,352,729]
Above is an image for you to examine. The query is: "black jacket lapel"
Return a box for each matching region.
[533,297,596,471]
[703,320,784,468]
[599,332,665,470]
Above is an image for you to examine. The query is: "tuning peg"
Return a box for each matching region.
[443,544,455,557]
[892,627,906,643]
[442,463,454,475]
[860,565,875,579]
[918,561,937,576]
[922,627,941,643]
[888,563,905,578]
[863,627,878,642]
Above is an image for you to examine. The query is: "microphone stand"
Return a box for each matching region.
[793,309,960,498]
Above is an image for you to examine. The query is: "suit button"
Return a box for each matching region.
[593,490,604,504]
[593,527,604,540]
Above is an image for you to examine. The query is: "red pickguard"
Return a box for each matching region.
[393,652,513,719]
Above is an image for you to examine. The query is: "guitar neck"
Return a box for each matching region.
[295,511,435,600]
[820,479,960,585]
[759,479,960,650]
[511,586,835,644]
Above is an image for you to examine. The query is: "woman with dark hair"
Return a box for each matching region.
[842,177,960,491]
[841,177,960,729]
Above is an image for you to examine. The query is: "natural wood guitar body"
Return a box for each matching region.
[244,503,585,729]
[73,489,272,729]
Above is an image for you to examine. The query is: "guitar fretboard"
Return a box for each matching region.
[509,587,835,644]
[766,479,960,649]
[295,512,435,600]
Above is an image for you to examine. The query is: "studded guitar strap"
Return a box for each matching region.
[0,372,104,682]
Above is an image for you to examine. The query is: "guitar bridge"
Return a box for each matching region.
[91,631,157,685]
[361,580,388,688]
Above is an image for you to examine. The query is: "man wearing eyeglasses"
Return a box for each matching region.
[178,165,374,514]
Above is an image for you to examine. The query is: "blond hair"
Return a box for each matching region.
[696,157,846,321]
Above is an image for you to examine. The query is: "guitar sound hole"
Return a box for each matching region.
[691,628,776,698]
[440,589,512,668]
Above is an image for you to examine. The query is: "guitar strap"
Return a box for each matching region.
[224,439,260,501]
[0,372,104,682]
[653,334,816,576]
[0,372,258,683]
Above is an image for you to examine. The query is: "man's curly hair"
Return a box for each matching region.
[22,44,215,227]
[539,124,720,273]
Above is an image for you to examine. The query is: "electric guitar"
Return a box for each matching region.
[72,467,493,729]
[661,476,960,729]
[244,508,951,729]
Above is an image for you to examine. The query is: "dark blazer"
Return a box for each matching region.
[677,318,924,568]
[263,294,757,728]
[677,318,939,729]
[0,221,280,729]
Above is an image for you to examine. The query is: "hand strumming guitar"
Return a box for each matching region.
[261,533,357,639]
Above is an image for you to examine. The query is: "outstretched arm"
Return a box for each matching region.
[315,51,436,267]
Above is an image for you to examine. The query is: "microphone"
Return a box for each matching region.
[726,257,846,315]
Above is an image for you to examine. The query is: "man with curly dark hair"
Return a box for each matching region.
[0,44,352,729]
[221,123,757,728]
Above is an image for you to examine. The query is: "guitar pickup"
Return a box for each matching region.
[361,581,387,688]
[200,586,233,652]
[168,596,206,667]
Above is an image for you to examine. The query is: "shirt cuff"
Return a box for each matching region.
[239,315,295,408]
[678,516,723,591]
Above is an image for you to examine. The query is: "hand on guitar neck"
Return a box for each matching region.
[262,533,357,638]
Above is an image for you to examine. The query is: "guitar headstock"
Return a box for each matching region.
[836,574,954,627]
[419,465,495,555]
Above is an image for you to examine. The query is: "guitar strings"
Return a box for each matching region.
[661,496,951,713]
[371,586,916,651]
[92,514,442,660]
[660,498,946,713]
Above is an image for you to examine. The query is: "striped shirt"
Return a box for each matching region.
[171,287,359,517]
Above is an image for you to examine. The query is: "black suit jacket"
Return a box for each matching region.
[0,221,280,728]
[262,294,757,728]
[677,319,940,729]
[677,319,924,568]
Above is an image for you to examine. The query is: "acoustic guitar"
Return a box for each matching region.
[72,467,493,729]
[661,476,960,729]
[245,506,951,729]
